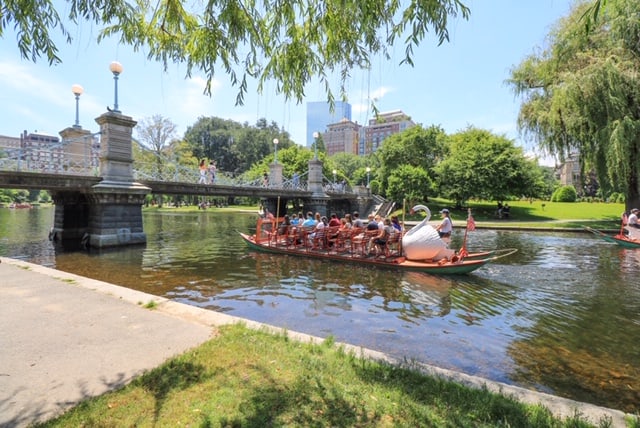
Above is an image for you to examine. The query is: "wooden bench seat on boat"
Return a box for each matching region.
[327,228,352,253]
[351,229,380,256]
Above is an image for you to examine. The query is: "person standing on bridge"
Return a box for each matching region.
[198,159,207,184]
[208,160,217,184]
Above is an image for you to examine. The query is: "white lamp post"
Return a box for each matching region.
[71,84,84,128]
[366,167,371,187]
[312,131,319,159]
[333,169,337,185]
[109,61,123,113]
[273,138,279,164]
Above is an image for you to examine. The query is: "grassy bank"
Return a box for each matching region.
[37,324,631,428]
[395,199,627,231]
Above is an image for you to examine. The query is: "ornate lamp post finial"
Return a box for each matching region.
[312,131,319,159]
[71,84,84,128]
[273,138,279,164]
[109,61,123,113]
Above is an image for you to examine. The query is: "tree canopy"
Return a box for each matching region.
[183,116,292,174]
[509,0,640,209]
[2,0,469,105]
[375,125,448,194]
[435,127,537,205]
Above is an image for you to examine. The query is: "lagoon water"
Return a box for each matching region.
[1,206,638,413]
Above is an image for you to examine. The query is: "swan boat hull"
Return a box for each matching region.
[585,227,640,249]
[239,232,501,275]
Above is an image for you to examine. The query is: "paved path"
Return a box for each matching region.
[0,257,632,427]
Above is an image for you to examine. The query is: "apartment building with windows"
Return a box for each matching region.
[322,119,361,156]
[361,110,415,155]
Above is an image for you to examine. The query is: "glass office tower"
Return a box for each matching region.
[306,101,352,147]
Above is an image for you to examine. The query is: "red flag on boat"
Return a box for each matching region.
[467,214,476,232]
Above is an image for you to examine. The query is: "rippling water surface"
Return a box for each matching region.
[1,207,639,413]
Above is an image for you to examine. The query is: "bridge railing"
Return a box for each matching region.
[131,142,311,191]
[0,147,99,176]
[323,174,353,194]
[1,138,358,195]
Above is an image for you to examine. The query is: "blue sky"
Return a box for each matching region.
[0,1,574,166]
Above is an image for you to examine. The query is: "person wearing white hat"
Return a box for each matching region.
[435,208,453,239]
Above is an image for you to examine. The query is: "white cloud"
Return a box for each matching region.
[369,85,393,101]
[0,60,67,108]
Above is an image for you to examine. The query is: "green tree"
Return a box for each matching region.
[386,164,432,206]
[183,117,292,174]
[3,1,469,105]
[435,127,535,206]
[509,0,640,210]
[311,134,326,157]
[376,125,448,195]
[529,166,558,201]
[184,117,243,172]
[330,153,372,186]
[273,145,315,181]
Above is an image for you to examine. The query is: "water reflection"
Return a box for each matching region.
[1,207,639,413]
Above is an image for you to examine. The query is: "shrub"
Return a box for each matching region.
[551,185,577,202]
[370,179,381,195]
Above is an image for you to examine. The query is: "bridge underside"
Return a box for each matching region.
[50,186,148,249]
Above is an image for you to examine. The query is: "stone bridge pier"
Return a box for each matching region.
[50,112,150,249]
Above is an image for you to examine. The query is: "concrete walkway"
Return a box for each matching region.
[0,257,632,427]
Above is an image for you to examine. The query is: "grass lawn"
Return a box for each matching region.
[396,199,626,231]
[36,324,630,428]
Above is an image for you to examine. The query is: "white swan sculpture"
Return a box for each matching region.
[402,204,455,261]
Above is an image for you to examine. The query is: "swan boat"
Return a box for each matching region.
[239,205,517,275]
[585,227,640,249]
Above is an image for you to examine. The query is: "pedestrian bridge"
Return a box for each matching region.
[0,116,372,249]
[0,134,355,199]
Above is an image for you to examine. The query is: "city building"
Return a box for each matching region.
[555,152,602,197]
[556,153,580,188]
[322,119,361,156]
[0,134,21,150]
[361,110,415,155]
[19,131,64,172]
[306,101,352,147]
[0,130,99,174]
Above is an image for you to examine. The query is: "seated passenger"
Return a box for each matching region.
[328,213,341,228]
[309,216,328,247]
[301,211,316,229]
[626,208,640,240]
[352,211,364,228]
[369,218,393,254]
[502,204,511,219]
[366,214,378,230]
[435,209,452,238]
[278,215,291,236]
[391,215,403,233]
